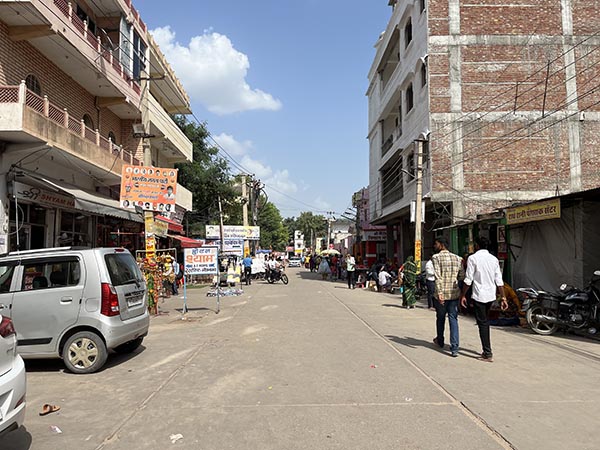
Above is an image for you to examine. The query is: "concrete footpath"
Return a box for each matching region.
[2,268,599,450]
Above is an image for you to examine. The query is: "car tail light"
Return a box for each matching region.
[101,283,120,317]
[0,315,16,338]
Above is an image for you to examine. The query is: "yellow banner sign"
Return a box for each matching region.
[506,199,561,225]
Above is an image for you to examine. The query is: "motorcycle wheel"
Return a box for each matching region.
[281,274,289,285]
[526,304,559,335]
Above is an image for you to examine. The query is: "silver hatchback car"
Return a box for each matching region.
[0,247,149,374]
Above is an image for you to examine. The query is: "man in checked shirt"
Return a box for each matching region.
[431,236,464,357]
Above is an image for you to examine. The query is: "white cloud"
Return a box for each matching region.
[313,197,331,211]
[151,26,282,115]
[211,133,298,202]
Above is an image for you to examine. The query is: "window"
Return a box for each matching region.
[381,160,404,207]
[404,18,412,48]
[0,263,17,293]
[108,131,117,144]
[83,114,94,130]
[421,64,427,87]
[25,74,42,96]
[420,0,426,13]
[76,4,96,35]
[132,31,147,80]
[22,257,81,291]
[59,211,90,247]
[406,153,416,179]
[406,83,414,111]
[104,253,143,286]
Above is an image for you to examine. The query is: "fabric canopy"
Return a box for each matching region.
[26,174,143,223]
[168,234,204,248]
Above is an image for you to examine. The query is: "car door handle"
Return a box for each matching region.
[60,297,73,304]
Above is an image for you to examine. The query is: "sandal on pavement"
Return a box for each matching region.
[39,404,61,416]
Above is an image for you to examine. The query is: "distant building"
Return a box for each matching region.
[368,0,600,261]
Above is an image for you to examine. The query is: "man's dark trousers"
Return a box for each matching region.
[473,300,493,357]
[244,266,252,285]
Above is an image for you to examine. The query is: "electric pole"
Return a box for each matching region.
[414,132,428,272]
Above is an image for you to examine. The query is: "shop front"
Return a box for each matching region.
[10,176,143,252]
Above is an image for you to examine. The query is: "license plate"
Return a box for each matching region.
[127,295,144,307]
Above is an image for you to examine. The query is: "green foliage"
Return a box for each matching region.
[257,200,288,251]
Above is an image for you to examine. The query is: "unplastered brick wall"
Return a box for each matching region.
[459,0,563,36]
[0,21,130,143]
[425,0,600,218]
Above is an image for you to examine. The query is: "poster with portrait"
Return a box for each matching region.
[120,165,178,211]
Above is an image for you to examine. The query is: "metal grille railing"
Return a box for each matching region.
[84,125,95,142]
[72,14,85,35]
[99,135,110,150]
[25,90,44,113]
[68,116,82,134]
[54,0,69,16]
[48,104,65,124]
[132,82,141,95]
[86,31,97,49]
[0,86,19,103]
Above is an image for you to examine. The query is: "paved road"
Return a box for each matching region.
[2,268,599,449]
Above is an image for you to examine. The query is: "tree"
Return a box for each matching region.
[257,200,288,251]
[294,212,327,249]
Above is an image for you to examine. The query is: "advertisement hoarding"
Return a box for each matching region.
[120,165,178,212]
[205,225,260,240]
[184,247,218,275]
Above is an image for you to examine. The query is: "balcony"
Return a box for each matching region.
[148,94,193,163]
[175,183,193,211]
[0,82,140,177]
[0,0,143,117]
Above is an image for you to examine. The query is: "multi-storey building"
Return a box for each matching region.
[0,0,192,253]
[368,0,600,260]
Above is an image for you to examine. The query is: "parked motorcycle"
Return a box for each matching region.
[268,268,289,285]
[518,270,600,336]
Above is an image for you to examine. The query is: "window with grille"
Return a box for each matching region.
[25,74,42,96]
[83,114,94,129]
[404,19,412,48]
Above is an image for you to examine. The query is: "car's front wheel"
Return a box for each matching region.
[62,331,108,374]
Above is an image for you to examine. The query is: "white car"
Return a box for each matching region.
[288,257,302,268]
[0,315,26,438]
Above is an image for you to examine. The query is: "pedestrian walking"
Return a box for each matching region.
[402,256,417,308]
[431,237,464,357]
[172,259,180,295]
[424,256,436,309]
[460,236,508,362]
[242,254,253,285]
[345,253,356,289]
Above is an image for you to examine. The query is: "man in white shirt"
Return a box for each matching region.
[460,236,508,362]
[378,267,392,292]
[424,257,436,309]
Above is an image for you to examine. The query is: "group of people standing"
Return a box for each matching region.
[315,253,357,289]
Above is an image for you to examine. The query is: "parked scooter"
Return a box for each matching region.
[268,267,289,285]
[518,270,600,336]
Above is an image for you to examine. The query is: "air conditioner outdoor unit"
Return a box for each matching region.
[132,123,146,136]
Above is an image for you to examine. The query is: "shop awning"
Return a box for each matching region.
[23,172,143,223]
[156,215,184,233]
[168,234,204,248]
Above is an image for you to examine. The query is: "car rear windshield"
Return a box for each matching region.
[104,253,143,286]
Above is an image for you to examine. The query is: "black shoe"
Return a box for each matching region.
[433,337,444,348]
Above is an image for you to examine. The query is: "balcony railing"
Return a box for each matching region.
[381,134,394,155]
[52,0,142,92]
[0,82,141,166]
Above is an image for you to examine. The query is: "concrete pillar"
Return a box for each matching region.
[0,153,8,254]
[386,224,394,262]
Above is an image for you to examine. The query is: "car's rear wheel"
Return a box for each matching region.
[114,337,144,354]
[62,331,108,374]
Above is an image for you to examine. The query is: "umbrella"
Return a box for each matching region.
[320,249,341,256]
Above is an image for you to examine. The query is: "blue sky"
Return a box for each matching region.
[137,1,391,218]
